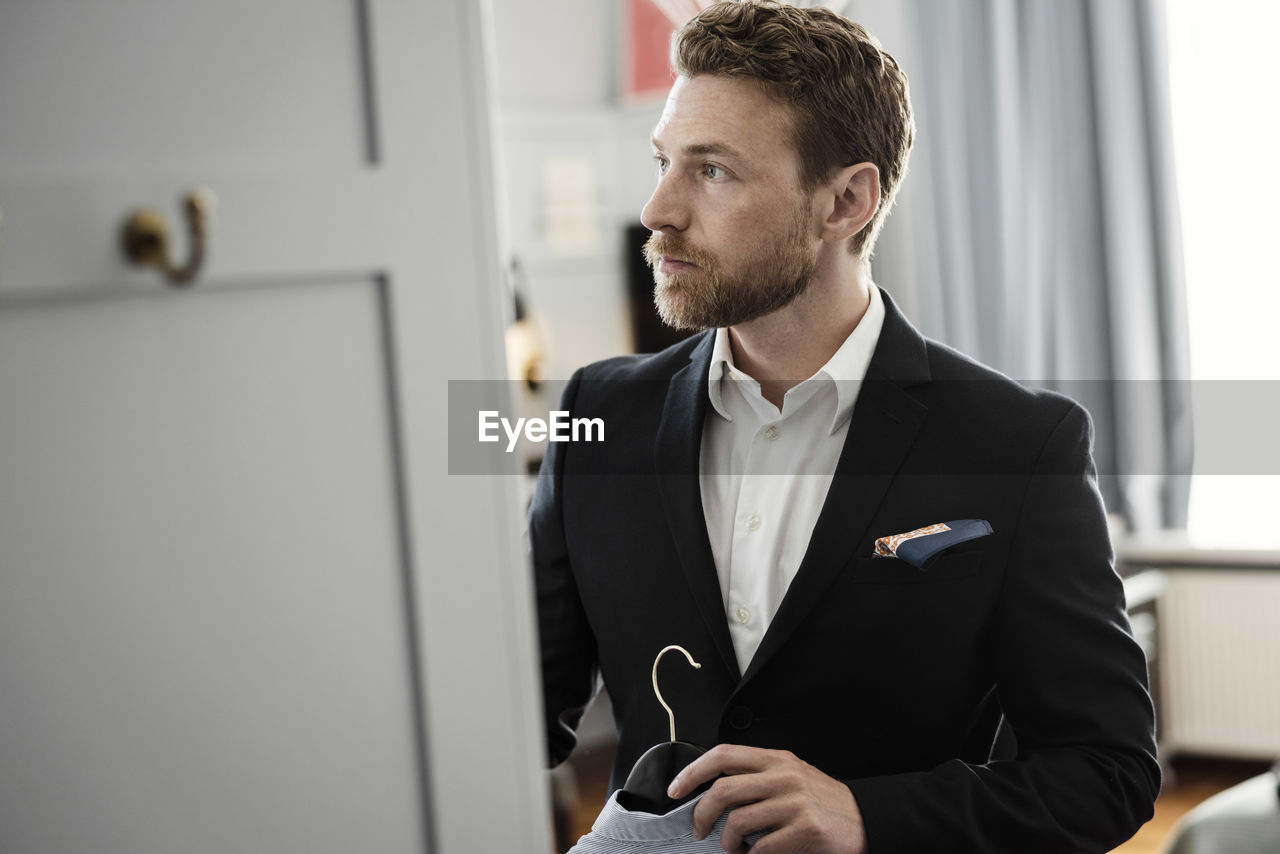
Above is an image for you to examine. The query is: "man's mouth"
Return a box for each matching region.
[658,256,699,273]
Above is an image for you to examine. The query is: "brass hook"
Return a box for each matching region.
[652,644,702,743]
[121,188,216,287]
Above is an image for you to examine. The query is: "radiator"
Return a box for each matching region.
[1160,570,1280,759]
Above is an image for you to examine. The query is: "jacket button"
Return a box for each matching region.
[728,706,754,730]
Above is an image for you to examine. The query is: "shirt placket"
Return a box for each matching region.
[726,420,776,670]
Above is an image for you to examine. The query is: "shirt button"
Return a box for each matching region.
[763,424,781,441]
[745,514,761,532]
[735,606,751,624]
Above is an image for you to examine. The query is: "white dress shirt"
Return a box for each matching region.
[567,790,765,853]
[699,285,884,673]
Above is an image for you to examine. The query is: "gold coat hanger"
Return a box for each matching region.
[652,644,701,743]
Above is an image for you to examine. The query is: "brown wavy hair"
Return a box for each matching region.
[674,1,915,260]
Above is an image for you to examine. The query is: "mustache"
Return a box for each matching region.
[643,233,716,270]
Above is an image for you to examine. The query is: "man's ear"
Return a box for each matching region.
[819,162,881,244]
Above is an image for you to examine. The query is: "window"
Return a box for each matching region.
[1167,0,1280,544]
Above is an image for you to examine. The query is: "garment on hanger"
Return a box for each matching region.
[568,644,762,851]
[566,789,766,853]
[612,644,711,813]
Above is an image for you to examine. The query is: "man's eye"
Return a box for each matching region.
[702,164,724,179]
[653,157,669,175]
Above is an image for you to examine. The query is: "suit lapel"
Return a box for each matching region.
[739,291,931,687]
[654,332,742,682]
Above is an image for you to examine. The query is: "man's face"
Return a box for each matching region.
[642,74,820,331]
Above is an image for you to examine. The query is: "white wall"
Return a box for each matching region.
[489,0,649,391]
[489,0,619,110]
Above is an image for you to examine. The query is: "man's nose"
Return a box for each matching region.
[640,173,689,233]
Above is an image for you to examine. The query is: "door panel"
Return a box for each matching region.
[0,1,372,174]
[0,1,549,851]
[0,280,425,852]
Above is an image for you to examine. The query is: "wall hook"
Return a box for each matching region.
[121,188,216,287]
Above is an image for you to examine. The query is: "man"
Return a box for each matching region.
[530,2,1160,852]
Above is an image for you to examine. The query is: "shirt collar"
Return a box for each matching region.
[705,284,886,435]
[589,791,706,843]
[586,791,762,848]
[705,327,737,422]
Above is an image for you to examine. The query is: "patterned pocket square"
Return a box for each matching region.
[873,519,993,570]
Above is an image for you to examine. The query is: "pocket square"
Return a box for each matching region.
[874,519,993,570]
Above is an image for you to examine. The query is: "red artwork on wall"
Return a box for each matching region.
[626,0,678,98]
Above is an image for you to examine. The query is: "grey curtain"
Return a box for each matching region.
[865,0,1193,529]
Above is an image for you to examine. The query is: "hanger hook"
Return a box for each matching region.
[652,644,702,743]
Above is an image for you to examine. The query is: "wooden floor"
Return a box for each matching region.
[556,751,1270,853]
[556,744,615,849]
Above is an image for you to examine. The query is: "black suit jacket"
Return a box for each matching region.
[530,290,1159,852]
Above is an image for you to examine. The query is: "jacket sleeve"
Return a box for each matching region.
[845,402,1161,853]
[527,368,599,767]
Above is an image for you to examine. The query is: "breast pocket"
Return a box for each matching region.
[847,549,983,584]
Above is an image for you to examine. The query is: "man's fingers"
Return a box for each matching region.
[690,771,789,840]
[717,795,792,851]
[743,823,818,854]
[668,743,782,798]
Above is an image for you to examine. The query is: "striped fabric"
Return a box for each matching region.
[567,791,767,853]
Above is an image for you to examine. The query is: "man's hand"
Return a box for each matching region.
[666,743,868,854]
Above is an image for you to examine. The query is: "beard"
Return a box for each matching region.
[643,202,817,331]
